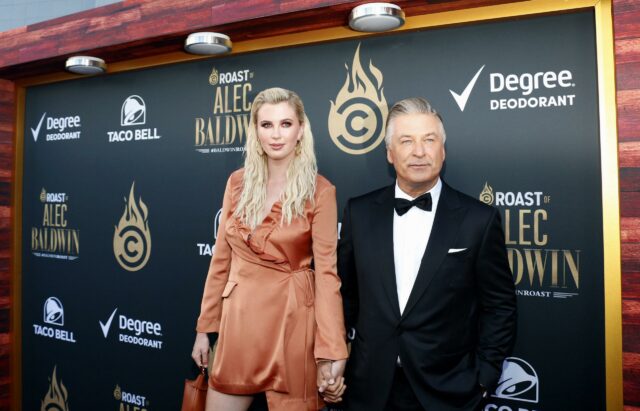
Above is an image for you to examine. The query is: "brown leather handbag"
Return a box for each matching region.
[181,367,208,411]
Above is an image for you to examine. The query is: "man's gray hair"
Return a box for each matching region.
[384,97,446,146]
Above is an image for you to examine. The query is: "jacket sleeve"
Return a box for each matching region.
[196,175,234,333]
[312,184,348,360]
[338,199,358,333]
[476,208,518,389]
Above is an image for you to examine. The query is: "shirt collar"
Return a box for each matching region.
[395,178,442,210]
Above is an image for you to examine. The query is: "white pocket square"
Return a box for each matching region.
[448,248,467,253]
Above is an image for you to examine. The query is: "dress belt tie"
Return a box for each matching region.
[291,268,314,404]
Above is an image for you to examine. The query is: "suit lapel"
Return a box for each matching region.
[401,183,465,320]
[371,185,401,319]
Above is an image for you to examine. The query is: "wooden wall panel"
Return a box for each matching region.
[618,91,640,141]
[0,0,518,80]
[0,79,14,411]
[615,0,640,409]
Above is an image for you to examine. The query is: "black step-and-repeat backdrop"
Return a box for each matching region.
[22,10,604,410]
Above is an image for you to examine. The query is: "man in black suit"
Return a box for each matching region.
[338,97,517,410]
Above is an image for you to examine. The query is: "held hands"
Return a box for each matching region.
[317,359,347,403]
[191,332,210,368]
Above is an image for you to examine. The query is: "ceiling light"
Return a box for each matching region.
[349,2,405,32]
[185,32,232,55]
[65,56,106,75]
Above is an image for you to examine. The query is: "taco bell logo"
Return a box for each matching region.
[492,357,539,403]
[34,297,76,343]
[121,95,146,126]
[43,297,64,326]
[213,208,222,240]
[109,95,160,143]
[197,208,222,257]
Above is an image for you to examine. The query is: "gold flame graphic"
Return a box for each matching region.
[40,188,47,203]
[114,384,122,400]
[209,68,219,86]
[113,182,151,271]
[41,366,69,411]
[328,43,388,155]
[479,182,494,205]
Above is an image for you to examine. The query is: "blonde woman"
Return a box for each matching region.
[191,87,348,411]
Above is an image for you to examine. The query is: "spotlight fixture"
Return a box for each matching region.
[65,56,107,74]
[349,2,405,32]
[184,32,232,55]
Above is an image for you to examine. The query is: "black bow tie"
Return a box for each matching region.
[394,192,432,216]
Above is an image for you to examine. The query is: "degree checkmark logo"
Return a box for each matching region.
[449,66,485,112]
[30,112,47,142]
[99,308,118,338]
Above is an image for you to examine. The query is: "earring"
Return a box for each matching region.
[295,140,302,155]
[257,144,264,156]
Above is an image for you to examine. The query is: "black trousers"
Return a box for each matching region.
[248,392,268,410]
[384,366,424,411]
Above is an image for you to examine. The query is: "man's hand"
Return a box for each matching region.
[330,359,346,381]
[191,332,210,367]
[480,383,488,398]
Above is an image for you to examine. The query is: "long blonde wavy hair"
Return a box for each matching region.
[234,87,318,229]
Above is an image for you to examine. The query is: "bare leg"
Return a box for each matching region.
[206,387,254,411]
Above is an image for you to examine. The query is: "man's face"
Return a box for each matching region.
[386,113,445,196]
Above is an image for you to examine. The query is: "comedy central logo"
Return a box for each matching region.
[328,43,388,155]
[479,182,494,205]
[42,366,70,411]
[209,68,219,85]
[114,182,151,271]
[492,357,539,403]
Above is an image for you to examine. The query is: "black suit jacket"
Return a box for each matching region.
[339,182,517,411]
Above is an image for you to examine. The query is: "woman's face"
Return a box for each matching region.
[256,102,303,164]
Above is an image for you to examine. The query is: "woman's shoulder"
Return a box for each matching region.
[227,168,245,188]
[315,174,336,198]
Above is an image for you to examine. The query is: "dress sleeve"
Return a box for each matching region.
[312,184,349,360]
[196,175,234,333]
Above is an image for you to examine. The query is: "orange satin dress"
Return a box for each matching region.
[197,169,348,411]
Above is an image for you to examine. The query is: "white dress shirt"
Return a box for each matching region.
[393,178,442,315]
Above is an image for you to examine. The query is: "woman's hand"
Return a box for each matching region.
[317,359,348,403]
[191,332,210,367]
[322,376,346,403]
[317,360,333,392]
